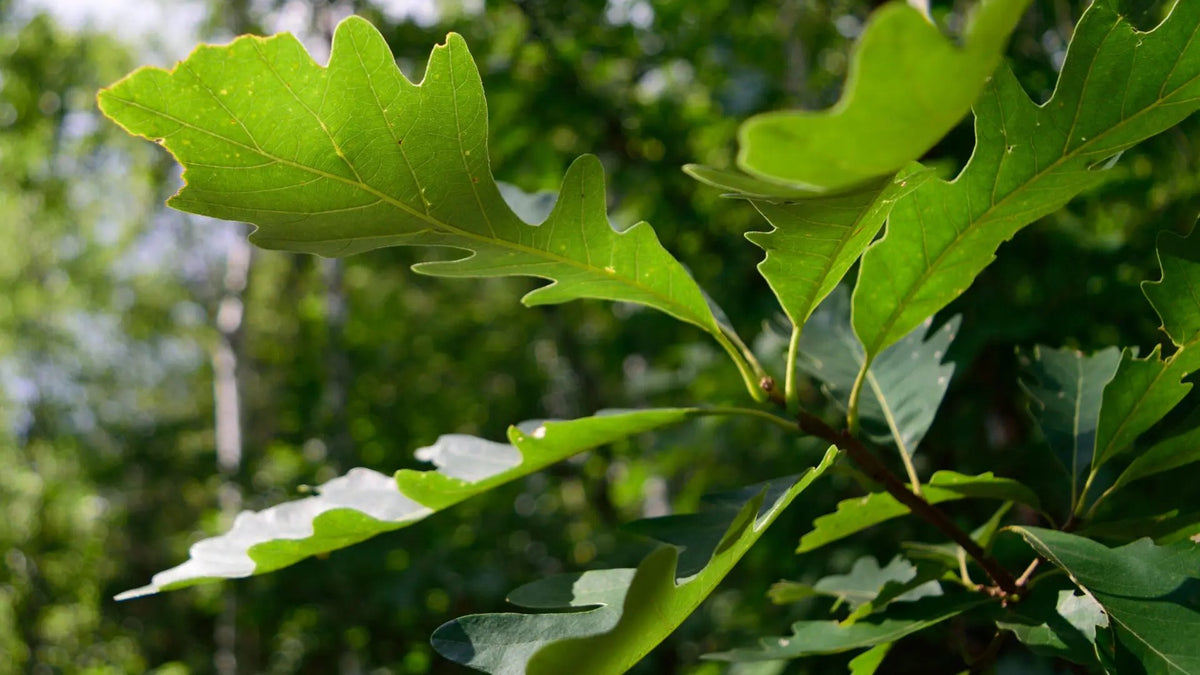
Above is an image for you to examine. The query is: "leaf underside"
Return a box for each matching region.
[97,20,723,335]
[117,409,697,599]
[853,1,1200,360]
[431,447,839,675]
[797,286,959,457]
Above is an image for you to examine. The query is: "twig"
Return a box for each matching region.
[796,409,1020,596]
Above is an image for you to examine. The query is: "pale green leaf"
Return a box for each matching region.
[704,590,991,661]
[853,1,1200,360]
[1020,345,1121,499]
[797,471,1039,553]
[116,409,696,599]
[996,576,1108,669]
[430,447,839,674]
[736,0,1032,191]
[797,286,959,457]
[97,21,723,338]
[1012,527,1200,675]
[771,556,942,613]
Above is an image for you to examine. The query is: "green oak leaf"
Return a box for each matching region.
[116,409,696,599]
[797,471,1039,553]
[736,0,1031,191]
[1012,527,1200,675]
[1088,229,1200,506]
[770,556,942,613]
[686,165,931,347]
[430,447,838,674]
[1079,510,1200,546]
[1020,346,1121,502]
[853,1,1200,360]
[97,20,733,345]
[704,589,991,661]
[797,286,959,460]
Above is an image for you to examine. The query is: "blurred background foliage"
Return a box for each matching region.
[2,0,1197,672]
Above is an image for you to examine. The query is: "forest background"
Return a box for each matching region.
[3,0,1198,673]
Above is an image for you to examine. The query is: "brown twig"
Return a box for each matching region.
[796,409,1020,597]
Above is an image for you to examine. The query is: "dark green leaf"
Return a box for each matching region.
[432,448,839,674]
[1012,527,1200,674]
[1021,345,1121,500]
[853,2,1200,359]
[996,575,1108,669]
[798,472,1039,553]
[736,0,1031,191]
[1111,422,1200,493]
[116,409,697,599]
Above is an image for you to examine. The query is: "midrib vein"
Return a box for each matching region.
[109,95,707,327]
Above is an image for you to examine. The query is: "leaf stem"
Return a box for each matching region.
[702,406,802,435]
[712,330,768,403]
[796,409,1020,596]
[846,358,871,434]
[785,324,802,412]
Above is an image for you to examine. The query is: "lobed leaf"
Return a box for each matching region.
[797,471,1039,553]
[736,0,1031,191]
[1090,229,1200,503]
[770,556,942,613]
[431,448,838,674]
[704,589,991,662]
[116,409,697,599]
[853,1,1200,360]
[797,286,959,458]
[1012,527,1200,675]
[97,20,726,339]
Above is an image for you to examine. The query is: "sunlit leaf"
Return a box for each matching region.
[797,472,1039,553]
[1012,527,1200,675]
[853,2,1200,360]
[847,643,893,674]
[736,0,1031,191]
[116,409,697,599]
[97,21,729,340]
[430,448,838,674]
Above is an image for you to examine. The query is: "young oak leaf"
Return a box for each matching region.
[853,0,1200,360]
[97,20,724,338]
[116,409,698,600]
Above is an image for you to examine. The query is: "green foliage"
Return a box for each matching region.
[91,1,1200,673]
[432,448,836,674]
[734,0,1031,191]
[1012,527,1200,673]
[853,0,1200,361]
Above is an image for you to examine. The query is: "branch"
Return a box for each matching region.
[796,410,1020,596]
